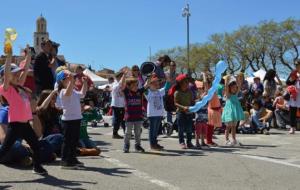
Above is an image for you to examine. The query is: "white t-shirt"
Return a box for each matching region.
[111,81,125,108]
[58,89,83,121]
[146,88,166,117]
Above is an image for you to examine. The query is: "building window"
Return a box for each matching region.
[36,37,39,46]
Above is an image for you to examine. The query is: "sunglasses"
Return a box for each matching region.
[132,69,140,72]
[170,65,176,67]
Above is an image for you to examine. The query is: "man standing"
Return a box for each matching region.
[33,39,54,95]
[49,42,65,80]
[111,71,126,139]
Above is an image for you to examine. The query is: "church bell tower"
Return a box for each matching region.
[34,14,49,54]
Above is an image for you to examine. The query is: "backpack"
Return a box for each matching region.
[164,85,177,112]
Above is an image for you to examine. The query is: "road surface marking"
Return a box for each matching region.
[102,154,180,190]
[240,154,300,169]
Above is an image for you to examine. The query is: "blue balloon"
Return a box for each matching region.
[189,61,227,113]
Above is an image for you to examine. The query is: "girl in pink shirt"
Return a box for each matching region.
[0,49,47,175]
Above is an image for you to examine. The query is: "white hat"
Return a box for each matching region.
[228,76,237,85]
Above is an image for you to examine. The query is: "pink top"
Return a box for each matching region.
[0,85,32,122]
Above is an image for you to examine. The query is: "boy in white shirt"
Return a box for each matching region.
[111,72,126,139]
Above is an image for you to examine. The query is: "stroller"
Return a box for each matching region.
[81,98,109,128]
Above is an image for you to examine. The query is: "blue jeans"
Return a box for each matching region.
[177,113,193,145]
[79,138,96,149]
[149,117,162,146]
[251,114,270,130]
[43,134,63,156]
[167,112,173,124]
[0,140,29,164]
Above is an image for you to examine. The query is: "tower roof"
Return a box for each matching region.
[37,14,46,23]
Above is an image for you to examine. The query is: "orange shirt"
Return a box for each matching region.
[209,93,221,109]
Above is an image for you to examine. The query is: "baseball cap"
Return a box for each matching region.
[0,64,23,76]
[56,70,67,83]
[176,74,188,83]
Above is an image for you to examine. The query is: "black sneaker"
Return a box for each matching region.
[33,165,48,175]
[187,143,195,149]
[123,145,130,153]
[113,134,123,139]
[156,144,164,149]
[73,159,84,167]
[61,161,78,170]
[201,143,210,150]
[135,145,145,153]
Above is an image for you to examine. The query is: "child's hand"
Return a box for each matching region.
[144,79,150,88]
[52,89,59,95]
[183,106,189,112]
[66,73,74,82]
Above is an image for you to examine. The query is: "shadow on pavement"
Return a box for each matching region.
[0,185,12,190]
[79,166,132,177]
[206,147,239,153]
[88,132,104,136]
[0,175,97,190]
[159,149,206,157]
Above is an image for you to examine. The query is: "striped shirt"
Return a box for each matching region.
[123,88,145,122]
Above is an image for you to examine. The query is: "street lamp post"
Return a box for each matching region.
[182,3,191,75]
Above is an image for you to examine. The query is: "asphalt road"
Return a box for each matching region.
[1,116,300,190]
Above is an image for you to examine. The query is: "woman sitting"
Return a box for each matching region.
[36,90,64,156]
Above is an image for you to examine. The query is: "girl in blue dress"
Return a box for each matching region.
[222,75,245,146]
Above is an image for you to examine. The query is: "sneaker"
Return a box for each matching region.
[150,145,162,151]
[180,143,187,149]
[289,128,295,134]
[232,140,242,147]
[207,142,218,147]
[225,140,233,147]
[135,145,145,153]
[196,143,202,149]
[156,144,164,149]
[33,165,48,175]
[187,143,195,149]
[113,134,123,139]
[61,161,78,170]
[201,143,210,149]
[123,145,129,153]
[73,159,84,167]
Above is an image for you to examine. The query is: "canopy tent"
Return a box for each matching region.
[98,83,112,90]
[83,69,108,87]
[246,69,286,85]
[246,69,266,84]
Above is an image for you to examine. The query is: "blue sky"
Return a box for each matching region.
[0,0,299,71]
